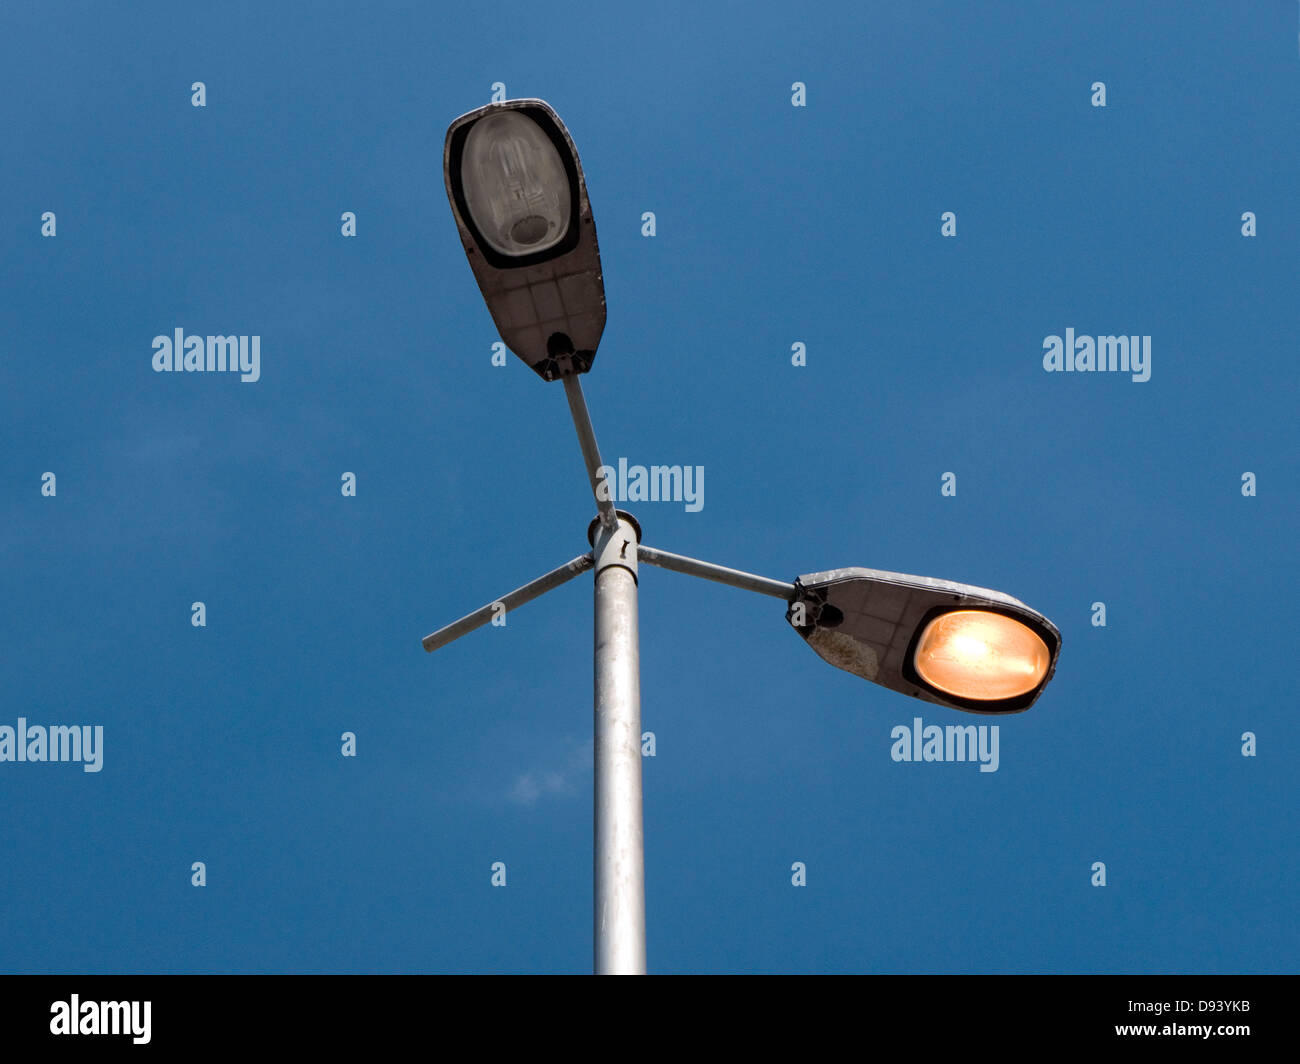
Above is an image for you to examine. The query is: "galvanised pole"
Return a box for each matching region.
[589,511,645,975]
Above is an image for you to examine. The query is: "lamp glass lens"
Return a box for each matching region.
[913,610,1050,700]
[462,111,571,257]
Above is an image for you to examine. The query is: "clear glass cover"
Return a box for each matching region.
[913,610,1050,701]
[462,111,571,257]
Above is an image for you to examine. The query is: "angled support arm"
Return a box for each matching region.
[422,552,595,652]
[562,374,620,534]
[637,544,796,600]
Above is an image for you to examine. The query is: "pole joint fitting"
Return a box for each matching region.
[588,510,642,583]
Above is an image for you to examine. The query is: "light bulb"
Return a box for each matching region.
[462,111,571,257]
[913,610,1050,700]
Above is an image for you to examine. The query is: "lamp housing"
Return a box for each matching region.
[444,99,606,381]
[786,567,1061,714]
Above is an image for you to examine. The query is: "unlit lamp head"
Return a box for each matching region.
[443,99,607,382]
[787,567,1061,714]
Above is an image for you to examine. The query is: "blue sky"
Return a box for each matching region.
[1,0,1295,973]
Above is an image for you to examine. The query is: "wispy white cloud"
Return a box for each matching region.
[507,737,591,807]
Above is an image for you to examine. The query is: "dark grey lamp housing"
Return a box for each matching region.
[443,99,606,381]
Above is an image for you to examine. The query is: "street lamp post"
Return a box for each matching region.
[590,509,645,974]
[424,98,1062,975]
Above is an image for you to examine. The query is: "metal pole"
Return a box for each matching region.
[589,511,646,974]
